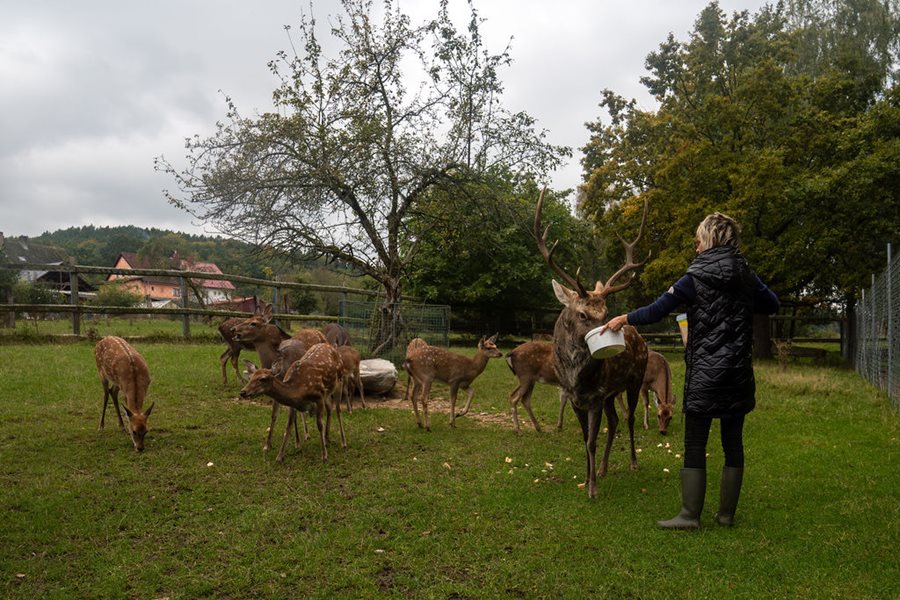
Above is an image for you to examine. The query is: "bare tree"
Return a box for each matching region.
[156,0,568,353]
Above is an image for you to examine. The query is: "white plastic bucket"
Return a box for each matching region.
[584,326,626,359]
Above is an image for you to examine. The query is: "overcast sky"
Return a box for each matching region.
[1,0,770,239]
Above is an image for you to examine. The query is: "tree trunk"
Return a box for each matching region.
[369,280,403,356]
[753,314,773,359]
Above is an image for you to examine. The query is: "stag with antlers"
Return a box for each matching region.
[535,189,649,499]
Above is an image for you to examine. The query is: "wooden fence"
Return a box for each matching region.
[1,262,385,337]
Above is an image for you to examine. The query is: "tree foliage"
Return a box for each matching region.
[156,0,568,349]
[580,0,900,309]
[404,177,592,309]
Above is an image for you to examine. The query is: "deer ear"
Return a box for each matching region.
[552,280,576,306]
[123,405,134,419]
[489,333,499,344]
[144,402,154,418]
[243,359,258,374]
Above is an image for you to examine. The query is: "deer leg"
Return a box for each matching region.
[456,384,475,418]
[508,383,524,434]
[333,382,347,449]
[449,384,459,428]
[233,349,246,383]
[276,406,294,463]
[556,389,568,431]
[300,412,310,441]
[421,381,433,431]
[324,399,333,445]
[264,400,280,451]
[293,409,301,448]
[219,348,231,386]
[599,398,619,478]
[99,379,111,430]
[626,388,640,471]
[586,408,602,499]
[573,406,596,498]
[344,375,353,414]
[615,394,628,421]
[110,387,126,431]
[409,378,423,428]
[521,385,542,433]
[356,370,367,409]
[641,388,650,430]
[316,404,328,462]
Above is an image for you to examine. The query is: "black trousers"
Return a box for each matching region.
[683,413,746,469]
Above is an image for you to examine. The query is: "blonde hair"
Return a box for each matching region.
[696,212,741,250]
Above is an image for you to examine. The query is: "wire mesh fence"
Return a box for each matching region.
[339,299,451,362]
[854,244,898,409]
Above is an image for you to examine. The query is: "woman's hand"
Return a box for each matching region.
[603,314,629,333]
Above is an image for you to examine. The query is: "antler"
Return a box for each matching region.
[534,188,588,297]
[600,198,651,296]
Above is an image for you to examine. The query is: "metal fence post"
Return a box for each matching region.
[887,243,894,402]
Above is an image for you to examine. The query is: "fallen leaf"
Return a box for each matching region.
[533,479,540,484]
[442,462,452,470]
[544,462,553,469]
[375,549,385,554]
[663,468,670,473]
[675,454,681,459]
[206,462,214,467]
[636,448,643,453]
[577,482,586,489]
[16,574,26,579]
[376,427,386,433]
[505,457,513,463]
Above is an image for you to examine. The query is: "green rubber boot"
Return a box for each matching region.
[714,466,744,526]
[657,468,706,530]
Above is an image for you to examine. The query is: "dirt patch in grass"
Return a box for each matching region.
[234,383,526,430]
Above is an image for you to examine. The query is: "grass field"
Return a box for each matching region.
[0,339,897,599]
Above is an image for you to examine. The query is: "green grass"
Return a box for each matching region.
[0,342,897,599]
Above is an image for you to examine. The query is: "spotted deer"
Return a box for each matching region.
[535,189,650,498]
[336,345,366,412]
[404,335,502,430]
[230,303,294,450]
[505,341,567,434]
[239,342,345,462]
[94,336,154,452]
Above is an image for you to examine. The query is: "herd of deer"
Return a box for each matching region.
[93,191,676,498]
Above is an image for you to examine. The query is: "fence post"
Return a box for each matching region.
[887,243,893,401]
[272,285,282,328]
[70,270,80,336]
[180,276,190,338]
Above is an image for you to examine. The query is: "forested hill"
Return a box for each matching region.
[30,225,271,279]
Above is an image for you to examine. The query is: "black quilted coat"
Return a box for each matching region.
[684,246,759,417]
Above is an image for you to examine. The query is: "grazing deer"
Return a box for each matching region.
[616,350,676,434]
[505,341,567,434]
[324,323,352,347]
[239,343,345,462]
[404,335,502,430]
[94,336,154,452]
[535,189,649,498]
[336,345,366,412]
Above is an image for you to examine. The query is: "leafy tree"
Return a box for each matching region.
[93,281,143,308]
[404,177,591,311]
[580,0,900,317]
[156,0,568,352]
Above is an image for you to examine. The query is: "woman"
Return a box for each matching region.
[604,212,778,529]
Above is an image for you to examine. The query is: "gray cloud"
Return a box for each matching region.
[0,0,768,238]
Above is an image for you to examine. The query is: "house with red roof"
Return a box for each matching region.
[107,252,235,304]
